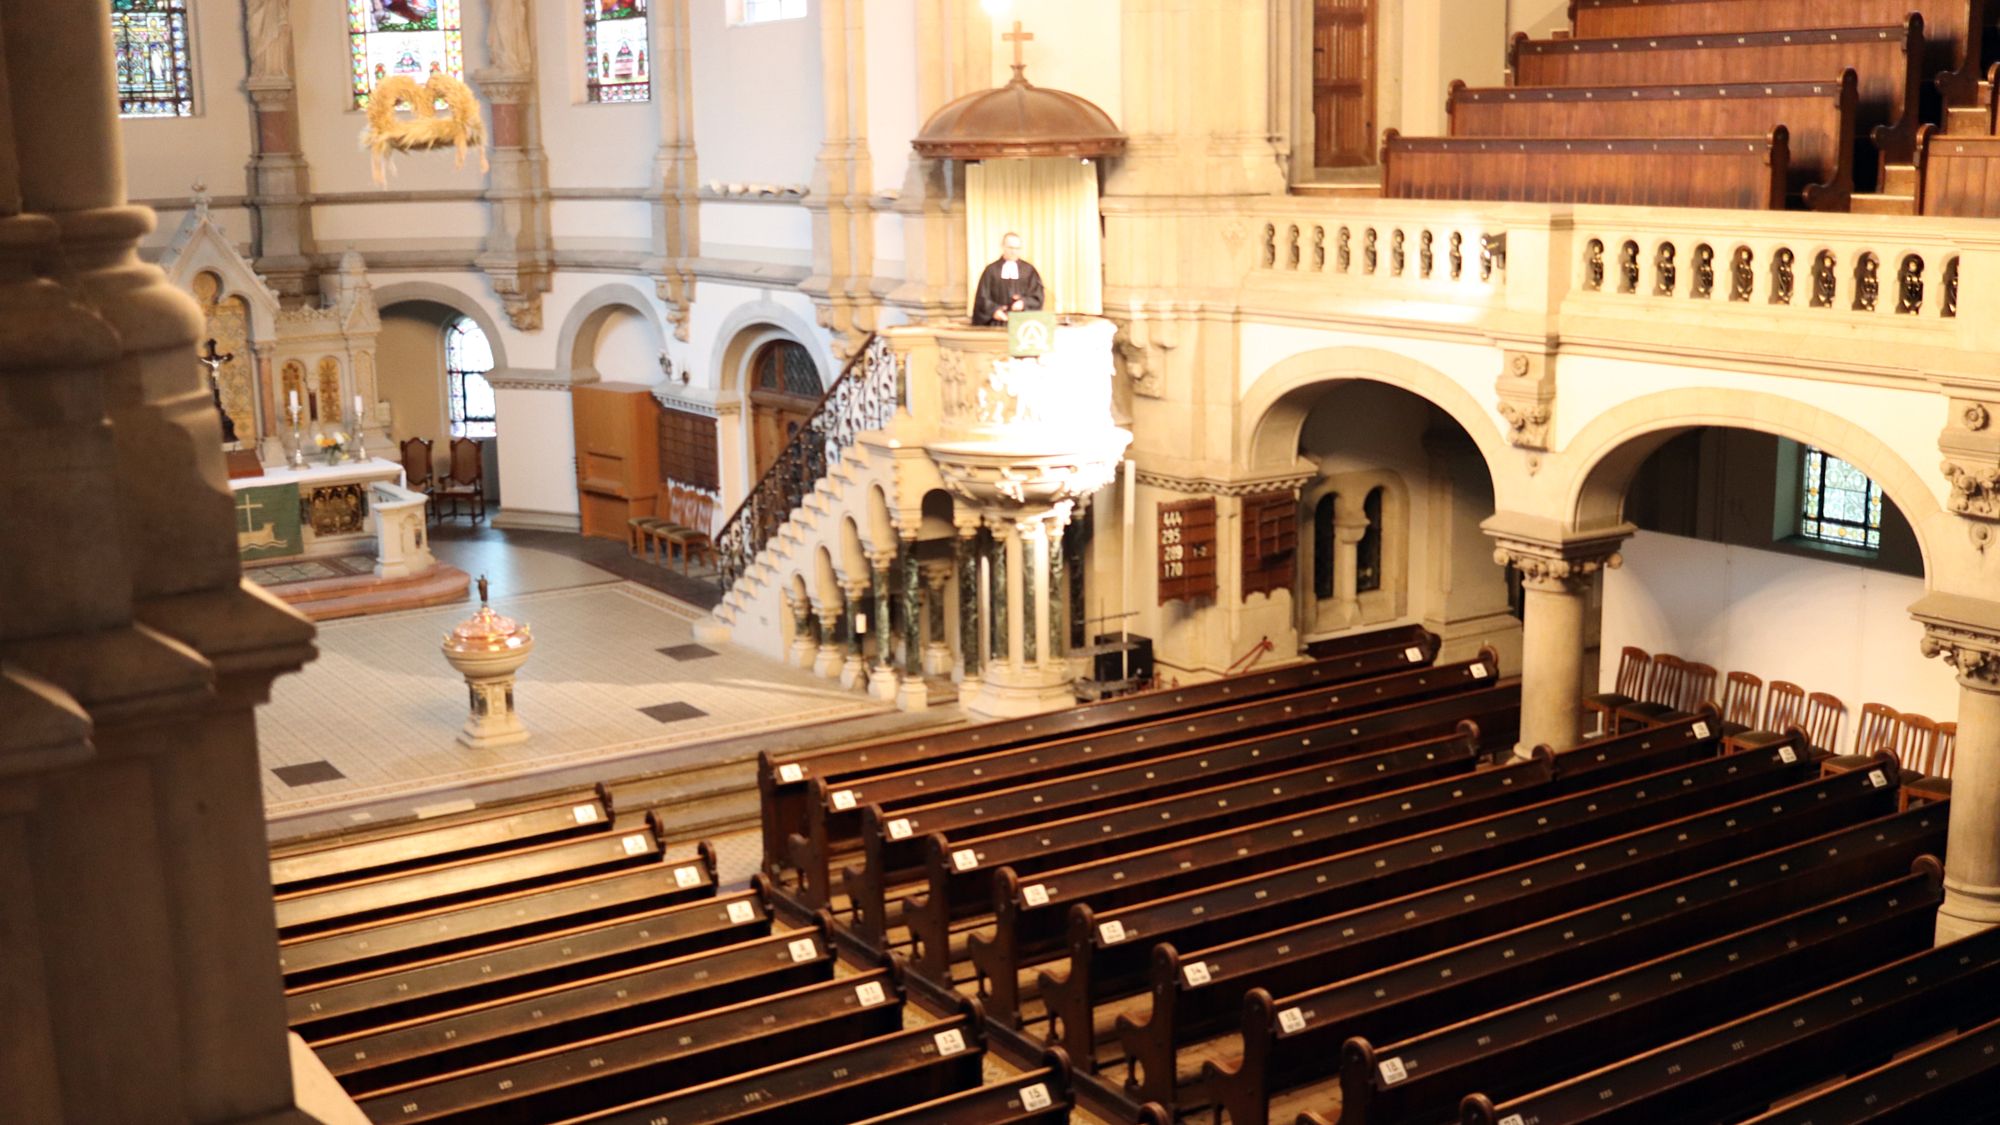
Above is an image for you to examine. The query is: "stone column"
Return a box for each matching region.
[922,559,954,677]
[243,0,316,298]
[1487,522,1630,756]
[1331,499,1372,628]
[988,519,1010,668]
[1047,510,1069,663]
[957,524,982,682]
[804,0,877,356]
[786,590,818,668]
[866,555,899,701]
[1021,518,1042,665]
[473,0,553,332]
[895,542,929,710]
[841,579,871,689]
[813,598,845,679]
[1916,601,2000,942]
[648,0,699,339]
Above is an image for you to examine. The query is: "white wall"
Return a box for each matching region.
[1602,530,1960,752]
[592,306,665,382]
[688,0,824,187]
[989,0,1121,127]
[493,387,579,518]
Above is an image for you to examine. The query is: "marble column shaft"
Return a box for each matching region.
[1489,528,1626,756]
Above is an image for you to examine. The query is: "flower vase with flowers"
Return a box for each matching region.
[315,430,349,466]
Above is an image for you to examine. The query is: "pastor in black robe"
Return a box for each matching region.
[972,257,1046,326]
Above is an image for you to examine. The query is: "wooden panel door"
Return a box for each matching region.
[1314,0,1377,168]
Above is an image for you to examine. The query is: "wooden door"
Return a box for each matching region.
[1314,0,1377,168]
[750,400,812,483]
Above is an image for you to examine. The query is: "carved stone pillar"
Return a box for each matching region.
[648,0,698,340]
[1020,518,1041,666]
[957,523,982,682]
[243,0,316,298]
[922,558,954,677]
[1915,596,2000,942]
[812,599,845,679]
[786,589,817,668]
[988,520,1010,668]
[1331,503,1372,628]
[803,0,878,357]
[866,555,899,702]
[472,4,552,332]
[1047,511,1069,663]
[841,580,871,690]
[1488,522,1631,756]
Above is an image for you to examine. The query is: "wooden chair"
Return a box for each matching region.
[1678,661,1719,714]
[1855,702,1901,755]
[1801,692,1846,754]
[1613,653,1687,730]
[1938,722,1957,775]
[434,437,486,523]
[1724,679,1806,755]
[1718,671,1763,733]
[1888,713,1943,774]
[1903,719,1956,811]
[661,486,716,574]
[627,488,678,560]
[1584,646,1650,736]
[399,437,436,523]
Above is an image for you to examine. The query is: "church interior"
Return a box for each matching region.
[14,0,2000,1121]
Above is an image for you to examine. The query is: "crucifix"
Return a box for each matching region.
[1003,20,1034,78]
[198,337,243,446]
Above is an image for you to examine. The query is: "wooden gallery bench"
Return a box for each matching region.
[1382,131,1792,209]
[270,793,613,894]
[757,625,1437,884]
[1048,740,1861,1079]
[1510,19,1924,176]
[968,715,1720,1026]
[1738,1008,2000,1124]
[1918,128,2000,217]
[1567,0,1988,108]
[1457,909,2000,1124]
[1447,73,1858,209]
[1204,802,1950,1125]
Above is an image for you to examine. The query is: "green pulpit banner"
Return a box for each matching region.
[1008,311,1056,358]
[236,484,303,562]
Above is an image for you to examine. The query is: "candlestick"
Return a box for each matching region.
[287,401,308,469]
[351,396,369,462]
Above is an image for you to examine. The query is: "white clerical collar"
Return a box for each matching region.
[1001,260,1020,280]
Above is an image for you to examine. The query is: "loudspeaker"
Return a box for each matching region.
[1093,633,1153,684]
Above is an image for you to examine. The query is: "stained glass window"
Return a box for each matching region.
[1799,446,1883,550]
[586,0,650,102]
[349,0,464,107]
[446,317,497,439]
[728,0,806,26]
[112,1,194,117]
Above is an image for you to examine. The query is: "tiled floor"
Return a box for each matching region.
[257,577,890,819]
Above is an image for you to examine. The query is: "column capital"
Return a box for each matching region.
[1485,517,1633,594]
[864,550,897,573]
[1912,592,2000,691]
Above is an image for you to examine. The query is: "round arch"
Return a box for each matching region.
[555,283,670,381]
[372,280,511,373]
[1557,387,1946,583]
[712,301,836,396]
[1239,346,1519,509]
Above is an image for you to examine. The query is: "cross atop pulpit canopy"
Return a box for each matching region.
[1003,20,1034,78]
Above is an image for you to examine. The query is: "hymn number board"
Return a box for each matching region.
[1158,498,1219,605]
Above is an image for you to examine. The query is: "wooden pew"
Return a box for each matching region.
[288,883,772,1040]
[1447,73,1857,209]
[1510,19,1924,175]
[847,1049,1100,1125]
[271,795,613,893]
[1382,130,1791,210]
[1917,127,2000,217]
[274,817,683,938]
[789,650,1496,911]
[1112,736,1840,1096]
[892,680,1512,976]
[758,626,1438,876]
[1456,914,2000,1125]
[550,1006,989,1125]
[1566,0,1988,109]
[1048,741,1856,1072]
[1737,1009,2000,1124]
[279,844,721,986]
[1339,866,1942,1125]
[971,715,1722,1024]
[869,715,1499,962]
[351,968,906,1124]
[1206,803,1951,1125]
[317,920,842,1094]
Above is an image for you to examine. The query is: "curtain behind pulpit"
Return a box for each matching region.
[966,157,1103,318]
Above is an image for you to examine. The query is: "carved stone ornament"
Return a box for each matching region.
[1495,350,1556,452]
[1965,403,1991,432]
[1498,401,1552,449]
[1113,313,1179,400]
[1490,540,1624,593]
[1920,626,2000,689]
[1943,459,2000,519]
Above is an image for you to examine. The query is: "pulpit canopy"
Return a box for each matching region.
[912,70,1125,160]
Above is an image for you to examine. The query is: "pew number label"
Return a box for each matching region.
[951,849,979,872]
[1278,1007,1307,1034]
[788,938,819,963]
[1868,769,1890,789]
[934,1029,968,1057]
[1405,647,1424,663]
[727,901,757,924]
[1693,722,1711,739]
[777,763,805,784]
[1378,1057,1410,1085]
[831,790,858,810]
[1098,920,1128,944]
[673,866,702,889]
[887,818,913,840]
[855,981,887,1007]
[1019,1083,1053,1111]
[620,834,650,856]
[1500,1117,1527,1125]
[1779,746,1799,764]
[1183,962,1214,987]
[1470,663,1488,678]
[572,804,600,824]
[1022,884,1051,907]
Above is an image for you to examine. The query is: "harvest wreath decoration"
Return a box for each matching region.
[362,74,489,186]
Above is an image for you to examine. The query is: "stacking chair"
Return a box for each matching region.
[661,487,716,575]
[1717,671,1763,735]
[1724,679,1807,755]
[1903,718,1955,810]
[434,436,486,523]
[638,482,692,564]
[1801,692,1847,754]
[1612,653,1689,730]
[1583,646,1650,737]
[1855,702,1901,755]
[628,487,677,560]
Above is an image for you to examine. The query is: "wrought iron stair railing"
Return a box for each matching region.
[714,334,897,591]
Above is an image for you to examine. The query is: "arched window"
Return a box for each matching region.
[728,0,807,26]
[1799,446,1883,550]
[349,0,465,107]
[1312,494,1336,600]
[753,340,823,399]
[1356,487,1384,592]
[585,0,650,103]
[113,0,194,117]
[445,317,496,439]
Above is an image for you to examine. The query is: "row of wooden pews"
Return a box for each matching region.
[1384,0,2000,212]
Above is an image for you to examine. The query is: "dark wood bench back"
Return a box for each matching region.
[1918,127,2000,217]
[1736,1006,2000,1123]
[271,796,613,893]
[1382,130,1791,210]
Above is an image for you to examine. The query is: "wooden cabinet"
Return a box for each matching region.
[571,382,662,540]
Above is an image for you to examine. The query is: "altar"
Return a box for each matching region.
[233,458,433,579]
